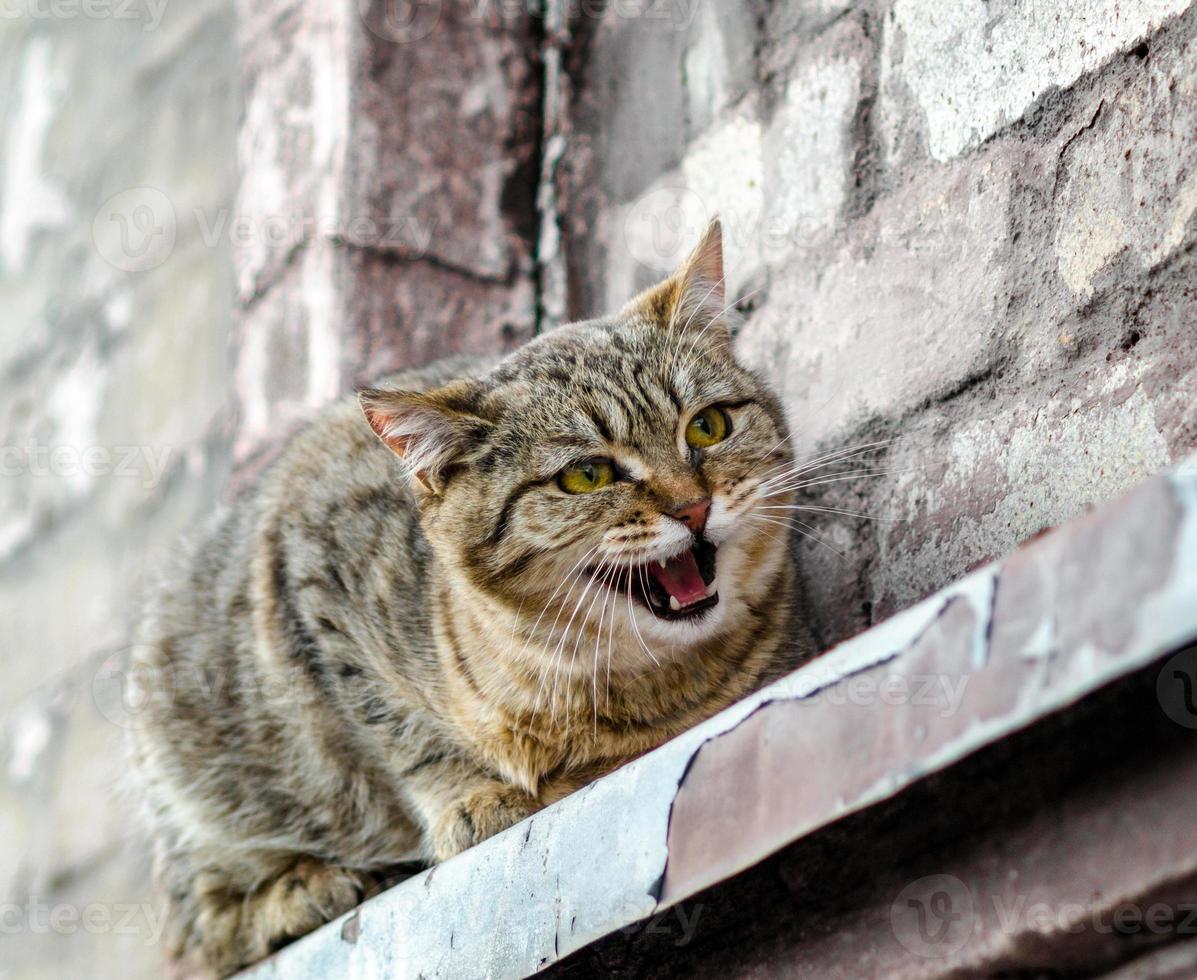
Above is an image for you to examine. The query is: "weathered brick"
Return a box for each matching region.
[230,0,541,465]
[761,29,868,258]
[609,107,764,311]
[680,0,758,136]
[882,0,1195,162]
[738,151,1018,450]
[6,1,1197,977]
[789,247,1197,643]
[1052,35,1197,298]
[347,0,542,280]
[569,4,689,206]
[554,1,695,316]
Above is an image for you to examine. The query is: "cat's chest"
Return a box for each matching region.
[460,706,694,801]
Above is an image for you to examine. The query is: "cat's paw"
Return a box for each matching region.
[182,860,380,977]
[252,858,376,957]
[431,784,537,861]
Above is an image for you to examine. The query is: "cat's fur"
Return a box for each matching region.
[127,222,813,976]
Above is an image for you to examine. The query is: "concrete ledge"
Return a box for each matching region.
[244,457,1197,979]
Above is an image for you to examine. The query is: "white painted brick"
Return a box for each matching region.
[872,370,1172,610]
[1054,44,1197,296]
[738,154,1016,449]
[233,242,345,460]
[681,0,757,135]
[762,51,863,257]
[681,112,767,280]
[233,3,351,302]
[884,0,1194,161]
[613,41,865,306]
[611,109,764,309]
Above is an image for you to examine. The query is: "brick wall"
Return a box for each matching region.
[2,1,1195,976]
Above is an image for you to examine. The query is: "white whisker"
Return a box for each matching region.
[541,555,608,723]
[680,284,764,366]
[760,469,895,497]
[749,513,848,561]
[628,565,661,667]
[757,441,894,490]
[755,504,897,522]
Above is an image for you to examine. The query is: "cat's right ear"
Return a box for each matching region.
[622,217,733,351]
[358,381,492,494]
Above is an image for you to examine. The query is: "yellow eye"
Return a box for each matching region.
[685,406,730,449]
[558,458,616,494]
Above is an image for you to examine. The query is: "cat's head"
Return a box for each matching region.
[360,221,793,663]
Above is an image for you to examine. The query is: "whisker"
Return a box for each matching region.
[757,441,895,489]
[520,541,601,664]
[679,283,765,366]
[666,272,727,377]
[757,444,893,486]
[749,514,848,561]
[590,566,618,733]
[503,597,528,661]
[748,521,789,549]
[760,469,895,497]
[563,560,619,715]
[605,573,620,710]
[628,565,661,667]
[678,274,728,335]
[746,448,801,484]
[755,504,899,522]
[542,555,608,722]
[525,545,604,730]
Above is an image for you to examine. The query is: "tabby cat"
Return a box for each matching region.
[127,221,813,976]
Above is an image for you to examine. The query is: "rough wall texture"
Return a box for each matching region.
[1,0,1195,977]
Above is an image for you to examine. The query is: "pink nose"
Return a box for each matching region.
[671,498,710,533]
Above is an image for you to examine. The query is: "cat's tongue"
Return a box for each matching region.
[648,549,707,606]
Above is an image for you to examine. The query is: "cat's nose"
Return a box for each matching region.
[670,497,710,533]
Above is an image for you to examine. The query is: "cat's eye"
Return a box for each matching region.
[558,458,616,494]
[684,406,731,449]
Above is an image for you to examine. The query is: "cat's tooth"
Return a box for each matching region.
[705,579,718,597]
[669,595,681,612]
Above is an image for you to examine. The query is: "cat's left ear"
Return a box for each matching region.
[358,380,492,494]
[626,217,733,348]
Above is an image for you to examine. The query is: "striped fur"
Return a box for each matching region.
[127,222,815,976]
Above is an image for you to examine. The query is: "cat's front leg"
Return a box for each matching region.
[403,758,540,861]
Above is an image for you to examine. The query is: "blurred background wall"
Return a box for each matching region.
[1,1,1196,976]
[0,1,240,976]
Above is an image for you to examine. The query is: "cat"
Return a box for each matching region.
[126,220,814,976]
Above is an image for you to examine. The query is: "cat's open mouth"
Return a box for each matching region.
[600,538,719,621]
